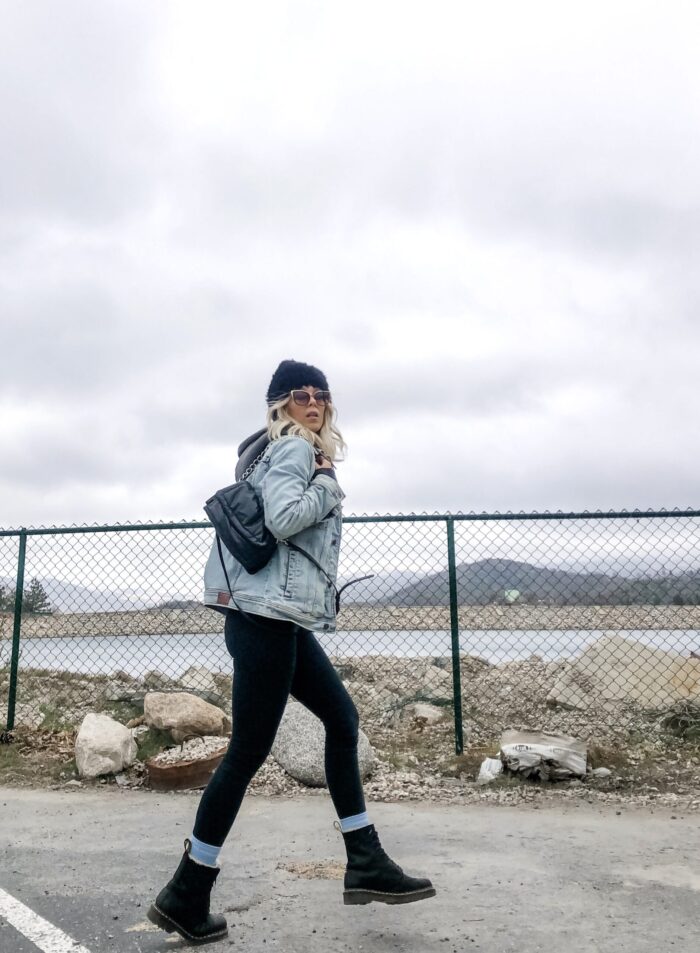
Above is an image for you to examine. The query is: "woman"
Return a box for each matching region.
[148,359,435,944]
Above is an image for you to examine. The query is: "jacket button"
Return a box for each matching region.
[323,623,330,630]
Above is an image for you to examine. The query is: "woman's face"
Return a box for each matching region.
[284,385,328,433]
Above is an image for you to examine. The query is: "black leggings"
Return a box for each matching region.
[193,610,366,846]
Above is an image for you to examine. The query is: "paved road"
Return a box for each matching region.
[0,787,698,953]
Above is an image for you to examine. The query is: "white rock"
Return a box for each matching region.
[179,665,219,696]
[592,767,612,778]
[546,672,592,711]
[104,679,140,702]
[401,702,444,726]
[477,757,503,785]
[144,691,228,742]
[424,666,454,695]
[142,670,176,689]
[75,713,138,779]
[271,699,375,787]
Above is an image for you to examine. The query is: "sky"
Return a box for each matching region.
[2,0,700,533]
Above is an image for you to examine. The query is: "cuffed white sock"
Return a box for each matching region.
[338,811,371,833]
[189,835,220,867]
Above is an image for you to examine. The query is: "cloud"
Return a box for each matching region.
[0,2,161,226]
[0,1,699,530]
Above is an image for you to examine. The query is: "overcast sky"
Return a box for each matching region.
[2,0,700,531]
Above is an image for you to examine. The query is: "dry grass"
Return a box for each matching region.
[0,727,77,786]
[442,743,502,778]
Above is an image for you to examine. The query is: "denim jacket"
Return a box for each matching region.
[203,435,346,632]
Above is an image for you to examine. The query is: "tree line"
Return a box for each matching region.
[0,578,53,614]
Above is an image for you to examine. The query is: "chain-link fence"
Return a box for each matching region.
[2,511,700,758]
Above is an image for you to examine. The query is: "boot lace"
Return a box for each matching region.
[366,827,404,874]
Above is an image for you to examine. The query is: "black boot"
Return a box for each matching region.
[148,839,228,945]
[336,822,436,905]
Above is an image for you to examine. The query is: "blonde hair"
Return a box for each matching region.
[266,394,347,463]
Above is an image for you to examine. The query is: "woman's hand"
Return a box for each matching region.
[314,452,334,470]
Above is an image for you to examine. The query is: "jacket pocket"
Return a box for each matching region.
[283,547,299,599]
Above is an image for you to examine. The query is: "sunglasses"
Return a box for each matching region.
[289,389,331,406]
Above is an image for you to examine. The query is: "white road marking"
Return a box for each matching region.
[0,887,92,953]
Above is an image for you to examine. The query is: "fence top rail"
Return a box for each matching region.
[1,508,700,536]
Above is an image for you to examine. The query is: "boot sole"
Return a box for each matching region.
[343,886,437,905]
[147,903,228,944]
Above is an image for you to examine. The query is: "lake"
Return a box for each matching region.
[9,628,699,679]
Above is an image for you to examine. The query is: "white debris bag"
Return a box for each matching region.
[477,757,504,785]
[499,730,587,781]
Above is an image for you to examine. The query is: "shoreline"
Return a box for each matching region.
[2,603,700,639]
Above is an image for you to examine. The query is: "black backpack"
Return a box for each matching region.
[204,478,277,575]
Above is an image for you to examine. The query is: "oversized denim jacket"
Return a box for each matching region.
[203,435,346,632]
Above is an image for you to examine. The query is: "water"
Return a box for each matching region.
[9,628,699,680]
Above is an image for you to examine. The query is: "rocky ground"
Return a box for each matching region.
[1,720,699,815]
[1,642,698,810]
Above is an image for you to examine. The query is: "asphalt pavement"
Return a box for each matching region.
[1,786,698,953]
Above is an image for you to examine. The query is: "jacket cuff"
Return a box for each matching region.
[311,468,337,482]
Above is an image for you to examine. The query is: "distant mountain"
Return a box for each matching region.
[0,576,152,613]
[337,569,426,605]
[4,557,700,614]
[381,559,700,607]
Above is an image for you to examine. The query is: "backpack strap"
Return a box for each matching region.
[284,541,374,613]
[284,540,338,593]
[216,536,273,629]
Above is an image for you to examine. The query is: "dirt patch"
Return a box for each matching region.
[276,860,345,880]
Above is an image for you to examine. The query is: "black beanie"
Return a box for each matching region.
[266,359,330,404]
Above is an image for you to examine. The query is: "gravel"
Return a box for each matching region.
[149,736,228,765]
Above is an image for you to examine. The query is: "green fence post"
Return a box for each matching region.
[445,518,464,754]
[6,529,27,731]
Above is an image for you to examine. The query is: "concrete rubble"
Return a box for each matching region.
[476,729,588,784]
[178,664,221,696]
[547,634,700,710]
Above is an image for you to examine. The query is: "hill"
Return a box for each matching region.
[379,559,700,607]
